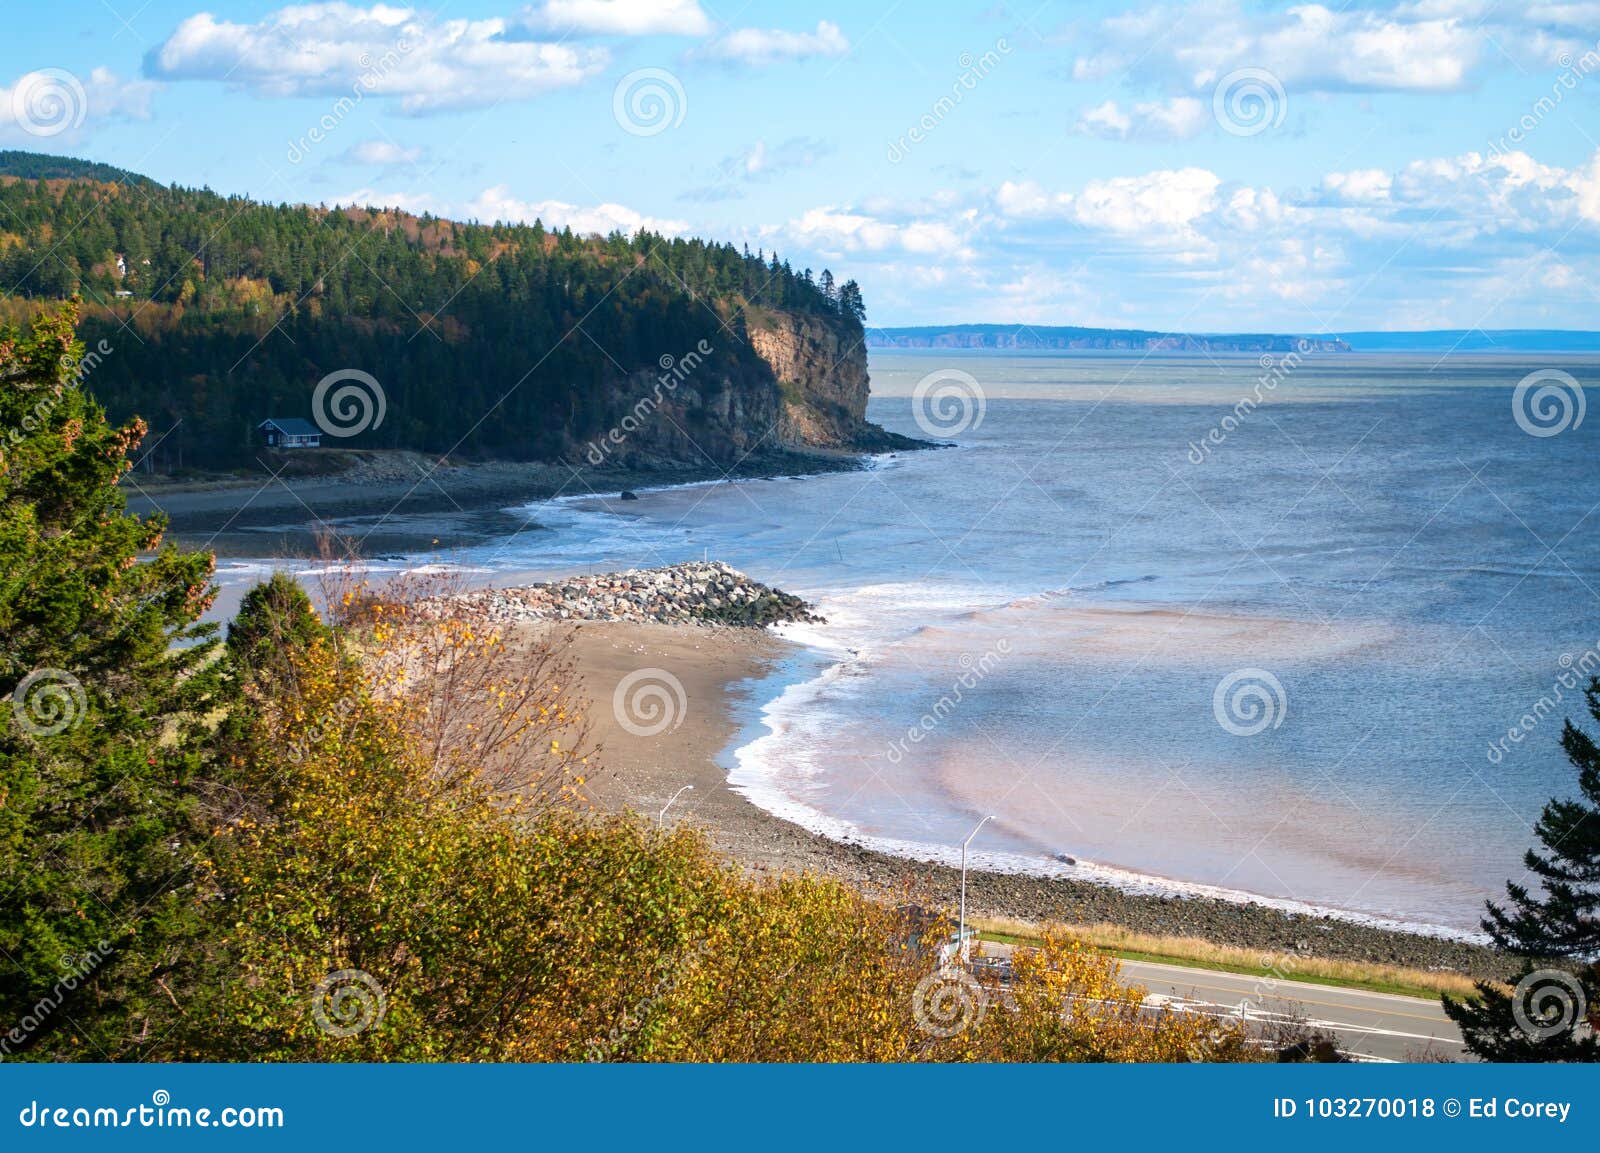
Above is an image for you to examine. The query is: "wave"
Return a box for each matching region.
[728,650,1483,943]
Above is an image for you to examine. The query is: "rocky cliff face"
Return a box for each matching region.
[747,311,870,447]
[584,309,919,468]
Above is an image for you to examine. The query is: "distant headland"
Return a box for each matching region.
[868,323,1600,354]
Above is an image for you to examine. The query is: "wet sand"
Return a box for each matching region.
[543,620,1510,982]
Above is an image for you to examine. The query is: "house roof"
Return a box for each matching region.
[258,417,323,436]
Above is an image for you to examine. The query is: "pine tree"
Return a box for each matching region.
[0,301,222,1058]
[1443,677,1600,1060]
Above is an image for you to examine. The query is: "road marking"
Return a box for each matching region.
[1136,975,1452,1026]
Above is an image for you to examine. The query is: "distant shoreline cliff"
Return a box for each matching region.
[867,324,1351,354]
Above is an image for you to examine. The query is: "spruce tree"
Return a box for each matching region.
[0,301,221,1057]
[1443,677,1600,1061]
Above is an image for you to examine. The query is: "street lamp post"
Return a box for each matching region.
[958,814,995,963]
[658,784,694,828]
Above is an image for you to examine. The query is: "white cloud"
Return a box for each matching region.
[994,179,1072,219]
[1324,169,1393,203]
[1075,97,1208,140]
[1073,168,1221,237]
[146,4,608,114]
[784,206,968,257]
[680,137,832,202]
[0,67,158,143]
[703,21,849,65]
[520,0,710,36]
[464,185,688,236]
[341,139,423,166]
[1074,1,1483,95]
[791,142,1600,327]
[329,187,440,214]
[1076,100,1131,138]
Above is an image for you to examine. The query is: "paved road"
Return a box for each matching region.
[978,943,1465,1061]
[1121,958,1467,1062]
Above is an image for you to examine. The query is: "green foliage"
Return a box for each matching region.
[227,572,330,681]
[0,305,1249,1065]
[1443,678,1600,1061]
[0,300,222,1059]
[0,157,864,469]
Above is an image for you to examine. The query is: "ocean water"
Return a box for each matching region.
[217,350,1600,933]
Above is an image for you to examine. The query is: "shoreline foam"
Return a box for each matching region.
[727,623,1488,946]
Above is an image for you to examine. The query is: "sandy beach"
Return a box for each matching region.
[538,618,1510,982]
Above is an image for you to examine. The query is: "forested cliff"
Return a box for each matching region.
[0,152,913,471]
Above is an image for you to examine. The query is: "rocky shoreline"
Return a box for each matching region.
[481,577,1514,985]
[814,839,1510,982]
[432,561,822,628]
[127,448,881,557]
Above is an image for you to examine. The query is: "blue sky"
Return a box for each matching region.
[5,0,1600,330]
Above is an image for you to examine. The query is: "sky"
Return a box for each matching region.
[3,0,1600,331]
